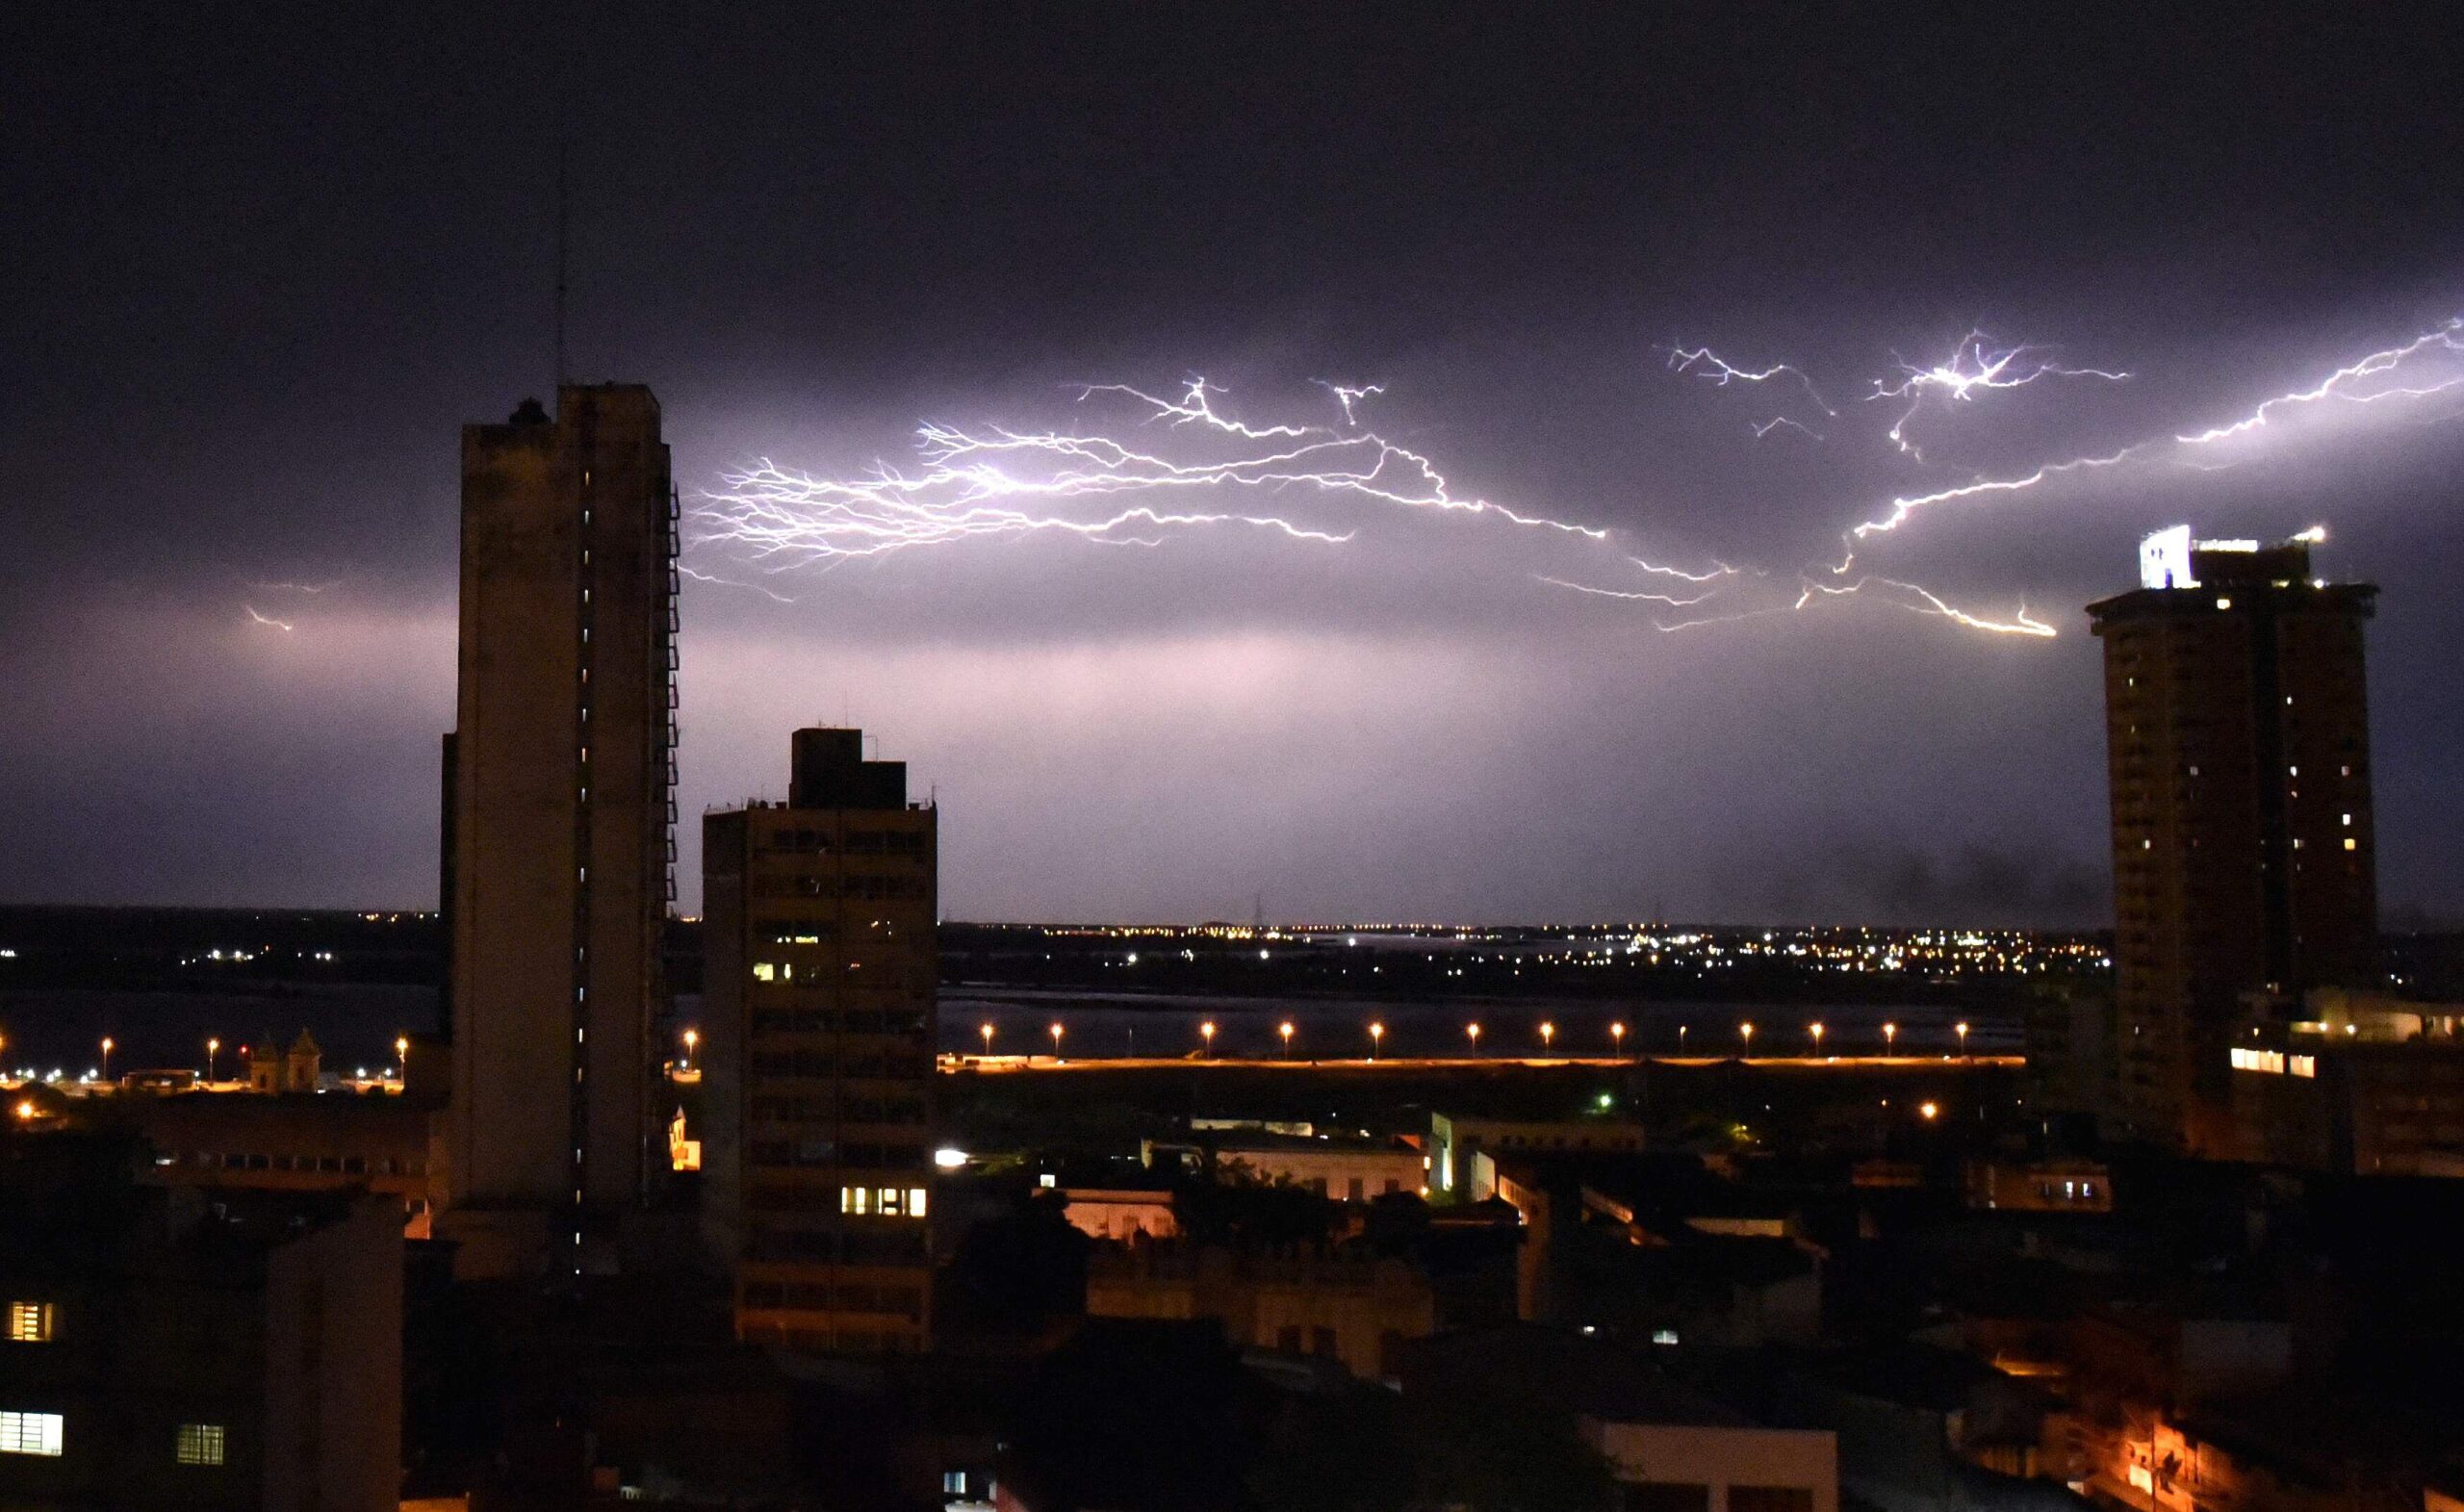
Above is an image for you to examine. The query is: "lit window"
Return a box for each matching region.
[2344,837,2357,852]
[0,1411,63,1456]
[753,962,776,982]
[908,1187,929,1217]
[175,1423,226,1466]
[2215,597,2232,610]
[6,1302,52,1343]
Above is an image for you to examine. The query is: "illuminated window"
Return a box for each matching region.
[2290,1056,2317,1079]
[6,1302,52,1343]
[0,1411,63,1457]
[2344,838,2357,852]
[753,962,776,982]
[175,1423,225,1466]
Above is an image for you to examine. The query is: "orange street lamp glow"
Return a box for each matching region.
[1809,1022,1825,1053]
[1368,1021,1384,1059]
[1199,1020,1217,1056]
[1920,1100,1940,1121]
[1610,1022,1627,1054]
[1678,1024,1689,1051]
[1279,1020,1296,1057]
[681,1027,699,1066]
[1883,1021,1898,1051]
[13,1100,33,1121]
[1539,1021,1556,1052]
[1049,1022,1065,1058]
[1956,1021,1971,1056]
[100,1037,114,1080]
[206,1037,220,1082]
[980,1022,995,1056]
[1739,1021,1755,1053]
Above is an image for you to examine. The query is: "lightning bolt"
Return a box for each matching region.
[1868,330,2128,461]
[244,606,295,631]
[693,377,1603,568]
[1752,417,1824,442]
[1847,316,2464,541]
[244,577,339,594]
[1313,380,1384,426]
[1536,576,1719,607]
[1667,346,1838,417]
[2173,318,2464,444]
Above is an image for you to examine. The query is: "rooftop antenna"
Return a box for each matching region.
[553,140,570,391]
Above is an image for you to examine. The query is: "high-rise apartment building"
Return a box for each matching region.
[702,729,937,1353]
[441,386,680,1277]
[2087,526,2377,1152]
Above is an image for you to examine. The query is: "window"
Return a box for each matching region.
[176,1423,226,1466]
[0,1411,63,1457]
[7,1301,52,1343]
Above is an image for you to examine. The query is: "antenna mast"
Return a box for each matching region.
[553,141,570,391]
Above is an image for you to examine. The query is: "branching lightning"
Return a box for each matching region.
[1314,380,1384,426]
[693,377,1602,572]
[1666,346,1837,417]
[1867,330,2127,461]
[699,314,2464,648]
[244,606,295,632]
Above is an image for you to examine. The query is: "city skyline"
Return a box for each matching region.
[5,10,2464,928]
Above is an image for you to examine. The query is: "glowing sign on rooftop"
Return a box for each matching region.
[2140,525,2194,589]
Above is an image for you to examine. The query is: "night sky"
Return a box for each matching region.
[5,7,2461,926]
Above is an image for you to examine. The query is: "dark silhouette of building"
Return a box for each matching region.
[702,728,937,1353]
[440,386,680,1277]
[2087,526,2377,1152]
[0,1136,401,1511]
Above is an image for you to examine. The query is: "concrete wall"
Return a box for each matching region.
[1584,1417,1839,1512]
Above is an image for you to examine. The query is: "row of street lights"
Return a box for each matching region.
[2,1033,423,1086]
[976,1016,1975,1059]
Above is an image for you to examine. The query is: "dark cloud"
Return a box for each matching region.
[2,5,2460,922]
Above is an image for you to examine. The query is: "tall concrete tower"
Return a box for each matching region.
[442,385,679,1277]
[2087,526,2376,1153]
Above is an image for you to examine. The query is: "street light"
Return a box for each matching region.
[1920,1100,1940,1121]
[1882,1021,1898,1053]
[100,1037,114,1082]
[1956,1021,1970,1058]
[980,1022,995,1058]
[396,1036,410,1082]
[1610,1021,1627,1057]
[1278,1021,1296,1058]
[1678,1024,1688,1053]
[1048,1022,1065,1060]
[1466,1022,1482,1055]
[1368,1021,1384,1060]
[1809,1022,1825,1055]
[1738,1021,1754,1054]
[206,1037,220,1083]
[681,1027,699,1068]
[1538,1021,1555,1054]
[1199,1020,1217,1057]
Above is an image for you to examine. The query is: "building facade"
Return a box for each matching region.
[703,729,937,1353]
[442,385,679,1277]
[2087,527,2377,1152]
[0,1142,401,1512]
